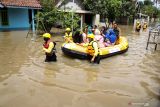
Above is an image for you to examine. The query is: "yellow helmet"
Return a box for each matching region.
[137,21,140,24]
[87,34,94,39]
[43,33,51,38]
[66,28,71,31]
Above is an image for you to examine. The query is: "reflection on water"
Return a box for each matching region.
[0,26,160,107]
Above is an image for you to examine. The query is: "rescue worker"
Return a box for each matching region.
[135,21,141,32]
[43,33,57,62]
[64,28,73,43]
[86,34,100,64]
[143,22,148,31]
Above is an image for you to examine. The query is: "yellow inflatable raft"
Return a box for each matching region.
[61,36,129,59]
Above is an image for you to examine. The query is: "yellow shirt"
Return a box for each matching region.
[92,42,99,56]
[43,42,54,53]
[143,24,147,29]
[64,32,73,42]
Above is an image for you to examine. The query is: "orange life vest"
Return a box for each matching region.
[87,41,96,56]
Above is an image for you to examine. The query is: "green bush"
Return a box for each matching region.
[35,0,80,32]
[63,12,80,31]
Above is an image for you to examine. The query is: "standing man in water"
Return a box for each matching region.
[142,22,148,32]
[82,34,100,64]
[64,28,73,43]
[87,34,100,64]
[135,21,141,32]
[43,33,57,62]
[79,34,100,64]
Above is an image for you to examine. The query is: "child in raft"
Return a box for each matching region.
[94,29,105,48]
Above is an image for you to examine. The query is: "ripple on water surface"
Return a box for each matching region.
[0,27,160,107]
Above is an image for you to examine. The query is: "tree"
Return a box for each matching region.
[36,0,80,32]
[144,0,154,5]
[120,0,136,19]
[83,0,160,22]
[83,0,137,22]
[36,0,62,32]
[63,12,80,31]
[83,0,107,19]
[107,0,122,20]
[140,0,160,18]
[143,5,155,17]
[83,0,122,21]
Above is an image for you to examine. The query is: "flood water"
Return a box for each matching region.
[0,25,160,107]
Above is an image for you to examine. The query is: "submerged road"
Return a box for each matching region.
[0,25,160,107]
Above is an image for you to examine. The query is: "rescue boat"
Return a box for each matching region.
[61,36,129,59]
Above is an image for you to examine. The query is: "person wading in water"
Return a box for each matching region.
[135,21,141,32]
[79,34,100,64]
[43,33,57,62]
[142,22,148,32]
[64,28,73,43]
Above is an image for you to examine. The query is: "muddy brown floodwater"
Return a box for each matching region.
[0,25,160,107]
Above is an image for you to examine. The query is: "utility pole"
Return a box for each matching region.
[63,0,66,28]
[71,0,74,32]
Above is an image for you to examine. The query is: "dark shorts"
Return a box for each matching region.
[89,54,101,64]
[45,53,57,62]
[136,29,140,32]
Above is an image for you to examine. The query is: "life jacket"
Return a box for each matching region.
[65,32,73,40]
[43,40,56,55]
[143,24,147,29]
[136,24,141,30]
[87,41,97,56]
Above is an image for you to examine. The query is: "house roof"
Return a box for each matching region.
[0,0,41,9]
[61,9,93,14]
[56,0,92,14]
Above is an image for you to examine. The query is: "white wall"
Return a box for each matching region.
[92,14,100,26]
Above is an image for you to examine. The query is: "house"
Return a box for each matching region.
[55,0,100,30]
[0,0,41,31]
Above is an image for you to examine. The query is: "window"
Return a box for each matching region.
[0,8,9,26]
[100,15,105,22]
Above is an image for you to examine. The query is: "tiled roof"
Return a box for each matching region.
[1,0,42,9]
